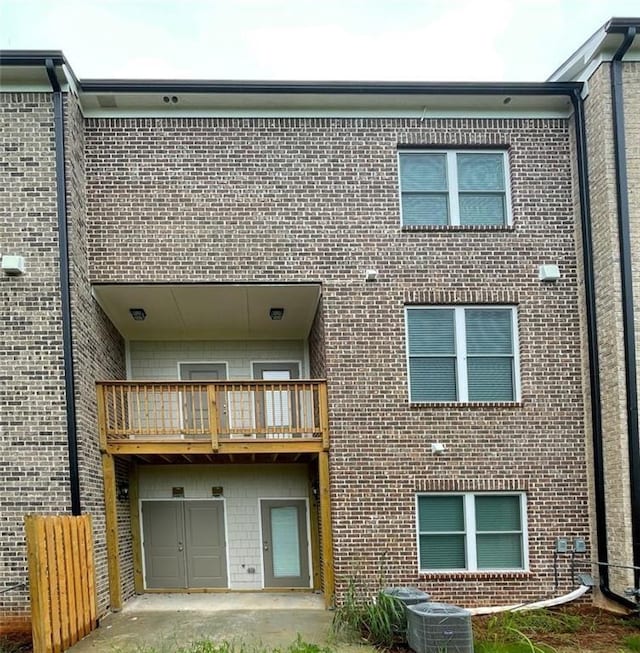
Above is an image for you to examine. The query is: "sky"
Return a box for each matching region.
[0,0,638,82]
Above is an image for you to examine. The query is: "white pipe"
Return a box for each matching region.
[467,584,591,616]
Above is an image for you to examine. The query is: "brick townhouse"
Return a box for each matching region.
[1,16,639,629]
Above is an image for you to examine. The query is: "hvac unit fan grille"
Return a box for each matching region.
[407,602,473,653]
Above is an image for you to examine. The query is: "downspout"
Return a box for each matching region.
[610,26,640,595]
[45,58,81,516]
[571,87,636,609]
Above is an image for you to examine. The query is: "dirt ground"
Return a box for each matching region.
[472,605,640,652]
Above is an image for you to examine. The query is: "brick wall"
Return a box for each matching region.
[581,62,636,598]
[84,116,589,605]
[64,91,128,614]
[0,92,70,621]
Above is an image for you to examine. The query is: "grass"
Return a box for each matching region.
[331,578,406,648]
[623,634,640,652]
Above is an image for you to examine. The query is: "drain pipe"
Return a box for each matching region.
[608,24,640,596]
[570,86,636,609]
[45,58,81,516]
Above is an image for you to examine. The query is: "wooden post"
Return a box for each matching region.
[96,383,108,452]
[208,385,219,451]
[308,465,322,591]
[318,383,330,451]
[102,453,122,611]
[129,462,144,594]
[318,451,335,608]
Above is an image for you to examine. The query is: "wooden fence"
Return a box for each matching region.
[25,515,97,653]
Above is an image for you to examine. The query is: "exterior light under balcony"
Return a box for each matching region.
[269,307,284,321]
[129,308,147,321]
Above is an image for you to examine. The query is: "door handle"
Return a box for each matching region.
[178,541,184,552]
[263,541,269,551]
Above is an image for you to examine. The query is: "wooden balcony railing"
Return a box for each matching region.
[96,380,329,450]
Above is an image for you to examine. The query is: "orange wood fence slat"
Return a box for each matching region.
[24,515,98,653]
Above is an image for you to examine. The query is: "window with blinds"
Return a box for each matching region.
[406,306,518,402]
[399,151,511,227]
[416,493,527,572]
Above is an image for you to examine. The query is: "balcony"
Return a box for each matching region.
[97,380,329,456]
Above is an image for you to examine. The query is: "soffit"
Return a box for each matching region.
[92,283,321,341]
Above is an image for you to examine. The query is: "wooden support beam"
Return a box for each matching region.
[308,463,322,591]
[129,462,144,594]
[318,451,334,608]
[318,383,330,451]
[101,453,122,611]
[207,385,219,451]
[108,440,323,456]
[96,384,108,453]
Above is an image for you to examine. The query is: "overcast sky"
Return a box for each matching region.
[0,0,638,81]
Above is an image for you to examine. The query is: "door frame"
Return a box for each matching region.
[251,361,303,435]
[258,497,312,589]
[139,497,229,591]
[177,362,229,436]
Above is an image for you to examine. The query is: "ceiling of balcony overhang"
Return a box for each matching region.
[92,283,321,340]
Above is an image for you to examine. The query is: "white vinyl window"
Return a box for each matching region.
[416,493,528,572]
[405,306,520,403]
[399,150,512,227]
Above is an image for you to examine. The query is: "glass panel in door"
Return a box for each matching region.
[261,499,309,587]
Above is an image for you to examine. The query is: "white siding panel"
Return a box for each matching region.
[138,464,309,589]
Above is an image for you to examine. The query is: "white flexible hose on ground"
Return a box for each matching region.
[467,584,591,616]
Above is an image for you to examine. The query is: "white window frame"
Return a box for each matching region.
[404,305,521,403]
[415,492,529,573]
[397,150,513,227]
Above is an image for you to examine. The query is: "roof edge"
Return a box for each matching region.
[78,79,581,96]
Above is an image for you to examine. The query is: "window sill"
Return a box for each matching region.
[409,401,523,409]
[418,570,531,581]
[402,224,514,233]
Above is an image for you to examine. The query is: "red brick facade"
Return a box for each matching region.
[81,116,588,604]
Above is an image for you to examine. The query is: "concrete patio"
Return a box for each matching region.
[67,593,355,652]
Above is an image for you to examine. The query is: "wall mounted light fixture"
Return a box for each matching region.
[1,255,26,276]
[116,483,129,502]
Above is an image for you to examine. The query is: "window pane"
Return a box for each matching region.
[400,154,448,192]
[467,357,514,401]
[475,495,521,531]
[466,309,513,355]
[459,193,506,226]
[418,495,464,531]
[402,194,449,226]
[457,153,505,191]
[477,533,523,569]
[409,358,457,402]
[419,534,466,569]
[407,309,455,355]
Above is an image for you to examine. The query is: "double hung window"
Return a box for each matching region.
[406,306,519,403]
[416,493,527,572]
[399,150,511,227]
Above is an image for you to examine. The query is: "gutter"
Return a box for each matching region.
[78,79,581,96]
[45,58,81,516]
[608,24,640,596]
[571,87,636,610]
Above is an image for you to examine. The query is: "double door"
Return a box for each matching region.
[142,500,227,589]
